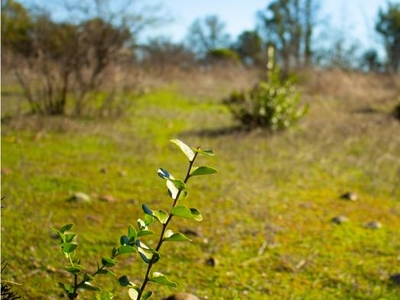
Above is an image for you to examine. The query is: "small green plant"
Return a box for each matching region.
[53,139,217,299]
[223,46,308,130]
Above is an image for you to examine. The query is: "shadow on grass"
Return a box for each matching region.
[181,125,273,138]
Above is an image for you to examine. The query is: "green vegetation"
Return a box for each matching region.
[2,70,400,299]
[53,140,216,299]
[224,47,308,130]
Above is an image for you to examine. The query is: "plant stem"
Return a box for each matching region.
[137,151,199,299]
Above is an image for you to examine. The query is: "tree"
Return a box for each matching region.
[258,0,318,72]
[1,0,34,57]
[376,2,400,72]
[140,37,195,73]
[234,30,264,66]
[186,15,230,57]
[9,0,167,116]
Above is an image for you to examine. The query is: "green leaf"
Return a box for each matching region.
[137,230,154,237]
[120,235,129,245]
[136,240,160,264]
[195,148,215,156]
[170,139,195,161]
[96,269,116,276]
[149,272,178,288]
[60,224,73,233]
[190,166,218,177]
[171,206,203,221]
[128,287,140,300]
[61,242,78,253]
[101,257,116,268]
[58,282,74,294]
[79,282,101,291]
[157,168,172,180]
[65,233,76,243]
[163,230,192,242]
[142,291,153,300]
[62,266,83,275]
[142,204,169,224]
[118,275,131,287]
[166,180,179,200]
[84,273,94,282]
[117,245,137,255]
[128,224,137,239]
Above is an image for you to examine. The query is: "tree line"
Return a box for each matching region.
[1,0,400,116]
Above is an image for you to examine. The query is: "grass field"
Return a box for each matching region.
[1,68,400,299]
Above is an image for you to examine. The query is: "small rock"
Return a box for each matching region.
[331,215,349,224]
[118,170,127,177]
[67,192,91,203]
[206,256,218,267]
[389,273,400,285]
[364,221,382,229]
[340,192,357,201]
[99,195,117,203]
[163,292,200,300]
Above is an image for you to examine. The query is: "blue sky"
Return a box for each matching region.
[144,0,389,52]
[20,0,391,54]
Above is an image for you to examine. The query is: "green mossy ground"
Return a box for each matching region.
[2,80,400,299]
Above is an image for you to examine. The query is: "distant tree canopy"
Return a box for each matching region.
[376,2,400,72]
[258,0,317,72]
[186,15,231,57]
[1,0,34,56]
[233,30,264,66]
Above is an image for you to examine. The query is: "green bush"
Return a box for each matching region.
[207,48,240,64]
[223,48,308,131]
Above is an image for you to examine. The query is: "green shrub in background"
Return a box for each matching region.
[53,140,217,300]
[223,47,308,131]
[206,48,240,64]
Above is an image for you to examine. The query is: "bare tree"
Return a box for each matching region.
[11,0,168,116]
[186,15,230,57]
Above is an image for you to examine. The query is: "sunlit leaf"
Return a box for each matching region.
[79,282,101,291]
[157,168,172,180]
[170,139,195,161]
[195,148,215,156]
[166,180,179,200]
[117,245,136,255]
[171,206,203,221]
[190,166,218,177]
[142,204,169,224]
[136,240,160,264]
[149,272,178,288]
[163,230,192,242]
[128,288,139,300]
